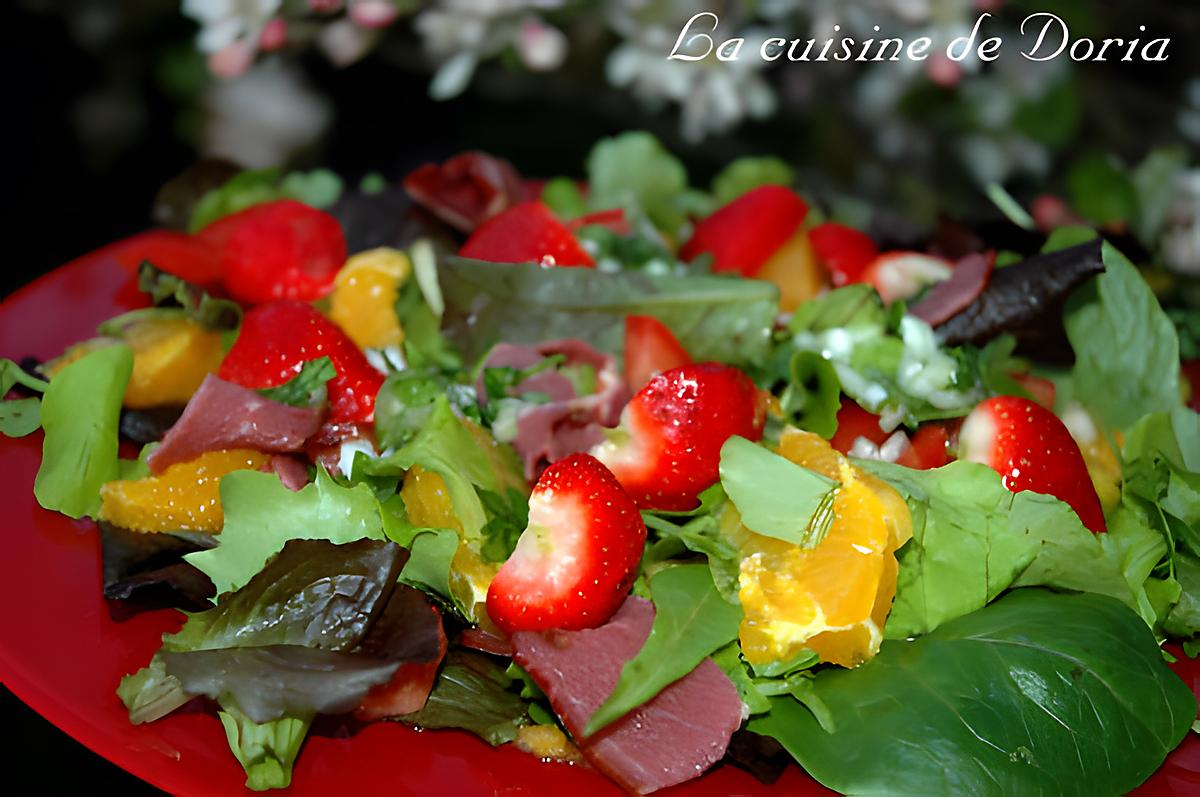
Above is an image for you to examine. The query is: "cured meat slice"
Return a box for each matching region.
[146,374,322,473]
[910,251,994,327]
[512,597,743,794]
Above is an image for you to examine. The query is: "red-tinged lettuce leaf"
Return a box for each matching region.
[161,645,402,724]
[438,258,778,369]
[748,589,1195,796]
[98,522,216,620]
[397,650,532,745]
[935,240,1103,362]
[172,538,406,652]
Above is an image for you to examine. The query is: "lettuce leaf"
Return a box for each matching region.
[585,131,689,232]
[861,460,1162,638]
[188,167,343,232]
[748,589,1195,796]
[218,703,310,792]
[438,258,778,369]
[185,468,385,597]
[34,344,132,518]
[1064,242,1181,430]
[711,157,795,205]
[397,651,531,745]
[719,436,838,547]
[0,358,47,437]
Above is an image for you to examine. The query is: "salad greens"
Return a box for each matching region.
[11,133,1199,794]
[1065,242,1181,430]
[34,344,132,518]
[719,436,838,548]
[0,358,47,436]
[185,468,386,597]
[438,258,778,368]
[748,589,1195,797]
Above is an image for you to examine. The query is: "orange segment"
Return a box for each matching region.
[122,317,225,409]
[99,449,268,533]
[755,230,825,313]
[328,247,410,350]
[733,429,911,668]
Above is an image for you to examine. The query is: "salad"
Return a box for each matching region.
[2,131,1198,795]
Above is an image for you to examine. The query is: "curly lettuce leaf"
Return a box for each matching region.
[188,167,343,232]
[34,344,132,518]
[748,589,1195,796]
[711,156,795,205]
[185,468,385,597]
[585,131,688,232]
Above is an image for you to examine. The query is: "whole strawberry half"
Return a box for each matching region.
[486,453,646,634]
[959,395,1106,532]
[218,300,384,424]
[679,185,808,277]
[592,363,766,511]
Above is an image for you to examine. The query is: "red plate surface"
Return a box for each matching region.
[0,236,1197,796]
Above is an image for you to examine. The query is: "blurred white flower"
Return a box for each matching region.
[202,58,333,167]
[183,0,280,53]
[1162,170,1200,276]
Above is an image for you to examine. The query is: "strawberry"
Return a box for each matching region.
[679,185,808,277]
[112,230,223,288]
[808,222,878,287]
[218,301,384,424]
[459,200,594,267]
[828,399,890,455]
[861,251,953,304]
[592,363,766,511]
[485,453,646,634]
[895,424,950,470]
[959,396,1106,532]
[196,199,347,305]
[1011,372,1057,410]
[623,315,691,392]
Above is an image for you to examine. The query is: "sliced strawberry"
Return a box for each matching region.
[828,399,890,455]
[679,185,808,277]
[459,200,594,267]
[592,363,765,511]
[355,589,447,721]
[808,222,878,287]
[196,199,347,305]
[1011,373,1057,410]
[862,251,953,305]
[485,453,646,634]
[623,315,691,392]
[959,396,1106,532]
[895,424,950,469]
[218,301,384,424]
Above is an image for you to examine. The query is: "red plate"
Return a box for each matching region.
[0,237,1197,796]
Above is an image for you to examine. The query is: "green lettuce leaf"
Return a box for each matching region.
[719,436,838,547]
[189,167,343,232]
[748,589,1196,796]
[585,131,688,232]
[1064,242,1181,430]
[586,565,742,735]
[439,258,778,368]
[185,468,385,597]
[861,459,1161,638]
[34,344,132,518]
[135,262,241,331]
[218,703,311,792]
[0,359,46,437]
[398,651,531,745]
[710,157,795,205]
